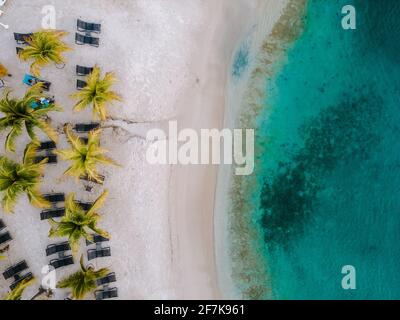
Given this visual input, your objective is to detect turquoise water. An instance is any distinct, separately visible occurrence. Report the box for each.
[250,0,400,299]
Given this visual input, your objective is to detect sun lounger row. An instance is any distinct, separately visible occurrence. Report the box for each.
[86,234,109,245]
[76,65,93,76]
[43,193,65,204]
[46,241,71,257]
[2,261,27,280]
[75,33,99,47]
[0,232,12,246]
[34,153,57,164]
[40,201,94,220]
[2,260,33,290]
[95,287,118,300]
[50,256,74,269]
[74,123,100,133]
[96,272,116,286]
[39,141,57,151]
[10,272,34,290]
[41,208,65,220]
[77,19,101,34]
[77,79,87,90]
[88,247,111,261]
[76,201,93,211]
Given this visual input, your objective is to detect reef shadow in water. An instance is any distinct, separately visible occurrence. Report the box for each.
[260,94,384,249]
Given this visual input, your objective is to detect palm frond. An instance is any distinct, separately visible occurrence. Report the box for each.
[18,30,71,77]
[56,126,119,181]
[71,66,122,120]
[57,255,110,300]
[3,277,36,300]
[0,86,60,151]
[48,192,109,256]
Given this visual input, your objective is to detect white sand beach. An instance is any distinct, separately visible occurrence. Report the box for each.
[0,0,287,299]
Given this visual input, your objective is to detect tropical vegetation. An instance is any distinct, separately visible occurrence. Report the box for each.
[0,143,50,213]
[55,125,119,183]
[71,65,122,120]
[18,30,71,77]
[57,255,109,300]
[3,277,36,300]
[48,190,109,254]
[0,83,60,152]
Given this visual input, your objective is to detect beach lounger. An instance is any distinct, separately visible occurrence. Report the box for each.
[34,154,57,164]
[76,201,93,211]
[13,33,33,45]
[43,193,65,204]
[50,256,74,269]
[76,79,87,90]
[75,33,99,47]
[10,272,33,290]
[95,287,118,300]
[46,242,71,256]
[23,74,51,91]
[87,247,111,261]
[0,232,12,246]
[77,19,101,34]
[3,261,28,280]
[76,65,93,76]
[38,141,57,151]
[0,219,5,232]
[86,234,109,246]
[74,123,100,133]
[40,208,65,220]
[96,272,117,287]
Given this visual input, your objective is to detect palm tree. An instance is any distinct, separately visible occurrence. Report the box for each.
[3,277,36,300]
[0,83,61,152]
[0,143,51,213]
[71,66,122,120]
[18,30,71,77]
[55,125,119,183]
[57,255,109,300]
[48,190,110,254]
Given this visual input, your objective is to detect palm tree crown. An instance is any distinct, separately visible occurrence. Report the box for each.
[0,83,60,152]
[56,125,119,183]
[48,190,109,254]
[71,66,122,120]
[57,255,109,300]
[18,30,71,77]
[3,277,36,300]
[0,143,50,213]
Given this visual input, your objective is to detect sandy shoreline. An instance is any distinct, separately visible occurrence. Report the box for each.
[0,0,287,299]
[169,0,262,299]
[215,0,305,299]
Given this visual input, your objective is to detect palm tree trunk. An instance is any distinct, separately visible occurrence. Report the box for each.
[30,287,46,300]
